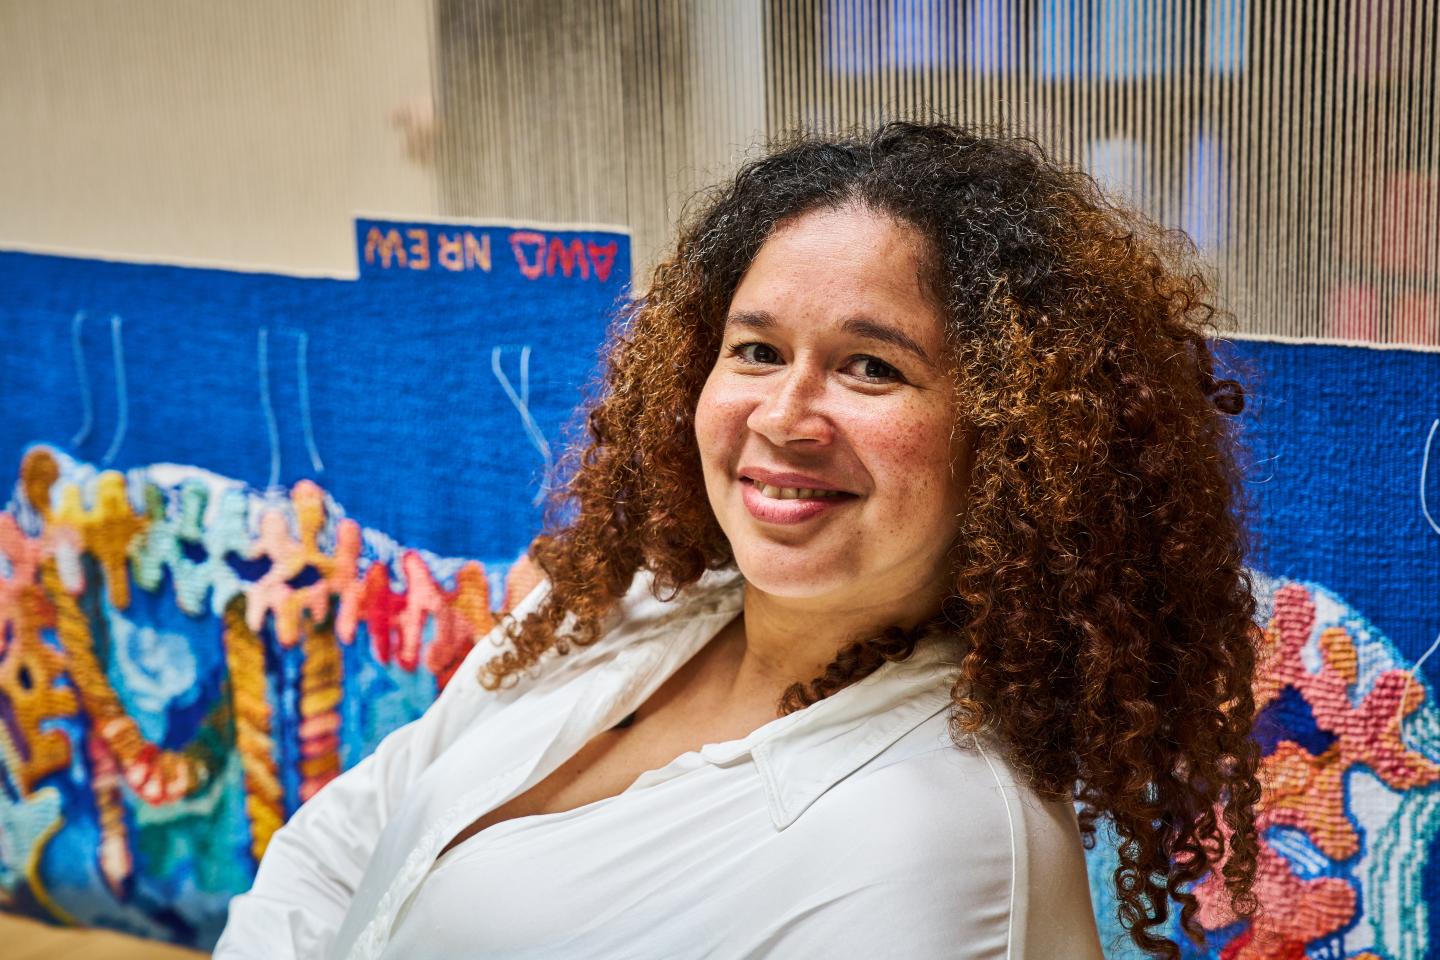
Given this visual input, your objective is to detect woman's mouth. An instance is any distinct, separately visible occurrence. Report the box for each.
[740,477,859,524]
[749,481,849,499]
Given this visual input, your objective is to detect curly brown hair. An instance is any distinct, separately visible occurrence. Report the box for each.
[477,119,1263,958]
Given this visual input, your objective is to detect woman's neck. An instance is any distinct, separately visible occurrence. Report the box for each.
[722,577,949,700]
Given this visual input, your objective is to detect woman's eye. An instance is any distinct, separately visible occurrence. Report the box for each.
[842,356,903,383]
[725,341,904,384]
[729,341,781,365]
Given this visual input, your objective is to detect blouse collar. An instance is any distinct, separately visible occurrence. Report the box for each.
[653,566,962,830]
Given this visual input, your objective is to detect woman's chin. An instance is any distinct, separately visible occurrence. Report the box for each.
[731,550,856,600]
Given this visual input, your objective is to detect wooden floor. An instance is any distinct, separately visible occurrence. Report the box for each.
[1,912,209,959]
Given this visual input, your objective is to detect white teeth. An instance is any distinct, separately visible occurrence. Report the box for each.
[753,482,846,500]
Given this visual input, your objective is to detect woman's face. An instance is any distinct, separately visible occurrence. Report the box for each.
[695,204,974,610]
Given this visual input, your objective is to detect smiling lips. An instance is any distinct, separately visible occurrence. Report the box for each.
[749,480,848,499]
[739,476,859,524]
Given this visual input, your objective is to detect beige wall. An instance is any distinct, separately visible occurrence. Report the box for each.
[0,0,771,285]
[0,0,438,276]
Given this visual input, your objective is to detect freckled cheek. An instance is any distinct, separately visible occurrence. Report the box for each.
[854,413,957,517]
[693,384,752,467]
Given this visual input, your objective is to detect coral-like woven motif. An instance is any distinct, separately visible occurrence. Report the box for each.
[1084,576,1440,959]
[0,446,536,945]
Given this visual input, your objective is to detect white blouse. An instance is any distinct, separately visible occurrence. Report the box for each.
[213,565,1104,960]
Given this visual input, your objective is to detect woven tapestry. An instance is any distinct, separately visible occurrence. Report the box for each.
[1083,339,1440,958]
[0,221,629,947]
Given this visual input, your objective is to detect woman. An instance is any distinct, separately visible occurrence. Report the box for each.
[215,121,1262,959]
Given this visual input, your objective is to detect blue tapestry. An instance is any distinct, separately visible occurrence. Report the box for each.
[0,219,629,946]
[2,228,1439,957]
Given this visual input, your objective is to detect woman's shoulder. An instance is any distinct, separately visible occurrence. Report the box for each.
[612,564,747,629]
[440,564,746,715]
[807,710,1078,853]
[794,709,1103,956]
[502,564,744,649]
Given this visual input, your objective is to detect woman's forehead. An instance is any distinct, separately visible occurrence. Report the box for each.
[730,209,944,353]
[760,203,928,264]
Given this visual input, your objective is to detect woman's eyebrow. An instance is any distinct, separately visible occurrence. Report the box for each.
[726,309,934,366]
[842,316,935,366]
[725,309,780,333]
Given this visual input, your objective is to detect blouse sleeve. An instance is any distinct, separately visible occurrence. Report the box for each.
[211,579,551,960]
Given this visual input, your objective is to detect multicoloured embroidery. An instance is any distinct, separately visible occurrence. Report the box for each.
[0,224,629,947]
[0,447,535,941]
[1084,575,1440,959]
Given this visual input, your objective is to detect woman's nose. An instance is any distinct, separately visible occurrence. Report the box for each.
[746,366,832,446]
